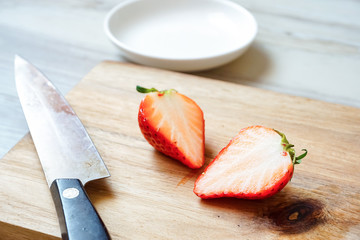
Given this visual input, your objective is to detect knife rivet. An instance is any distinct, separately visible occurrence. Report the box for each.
[62,188,79,199]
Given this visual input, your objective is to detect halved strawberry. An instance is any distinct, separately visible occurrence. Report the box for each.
[193,126,307,199]
[137,86,205,169]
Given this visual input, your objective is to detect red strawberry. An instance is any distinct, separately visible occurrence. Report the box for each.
[193,126,307,199]
[137,86,205,169]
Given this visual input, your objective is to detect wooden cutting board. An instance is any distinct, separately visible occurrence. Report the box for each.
[1,61,359,239]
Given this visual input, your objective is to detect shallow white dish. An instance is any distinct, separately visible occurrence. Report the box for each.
[104,0,257,72]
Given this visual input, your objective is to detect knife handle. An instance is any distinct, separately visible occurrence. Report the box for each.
[50,179,111,240]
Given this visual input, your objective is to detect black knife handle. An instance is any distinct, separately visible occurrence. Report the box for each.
[50,179,111,240]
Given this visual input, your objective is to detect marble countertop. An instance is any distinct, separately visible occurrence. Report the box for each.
[1,0,359,158]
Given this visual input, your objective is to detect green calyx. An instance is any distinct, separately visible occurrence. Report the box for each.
[136,85,177,95]
[274,129,307,166]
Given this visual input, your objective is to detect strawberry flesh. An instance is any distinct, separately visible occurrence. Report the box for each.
[194,126,298,199]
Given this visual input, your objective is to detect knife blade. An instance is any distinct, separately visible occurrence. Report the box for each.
[14,55,111,240]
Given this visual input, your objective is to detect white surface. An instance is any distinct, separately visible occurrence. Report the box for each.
[0,0,360,159]
[105,0,257,71]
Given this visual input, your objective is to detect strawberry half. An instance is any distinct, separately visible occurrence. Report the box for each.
[193,126,307,199]
[137,86,205,169]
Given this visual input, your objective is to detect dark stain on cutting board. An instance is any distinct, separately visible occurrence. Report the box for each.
[200,182,360,238]
[200,191,327,235]
[267,198,325,234]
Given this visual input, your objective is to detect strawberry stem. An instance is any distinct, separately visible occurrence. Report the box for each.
[136,86,158,93]
[294,149,307,164]
[274,129,307,166]
[136,85,177,95]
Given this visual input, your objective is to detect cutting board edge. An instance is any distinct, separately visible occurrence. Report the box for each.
[0,221,60,240]
[94,60,360,112]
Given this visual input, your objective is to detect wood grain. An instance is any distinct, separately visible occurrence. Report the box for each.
[0,61,359,239]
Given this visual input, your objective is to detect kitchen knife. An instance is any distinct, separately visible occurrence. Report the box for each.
[14,55,111,240]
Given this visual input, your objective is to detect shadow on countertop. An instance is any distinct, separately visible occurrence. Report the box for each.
[195,43,271,85]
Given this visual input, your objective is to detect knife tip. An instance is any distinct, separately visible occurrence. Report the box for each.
[14,54,26,64]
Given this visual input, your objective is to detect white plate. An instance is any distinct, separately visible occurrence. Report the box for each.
[104,0,257,72]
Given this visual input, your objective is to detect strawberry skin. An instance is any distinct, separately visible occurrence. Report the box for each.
[193,126,306,199]
[137,86,205,169]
